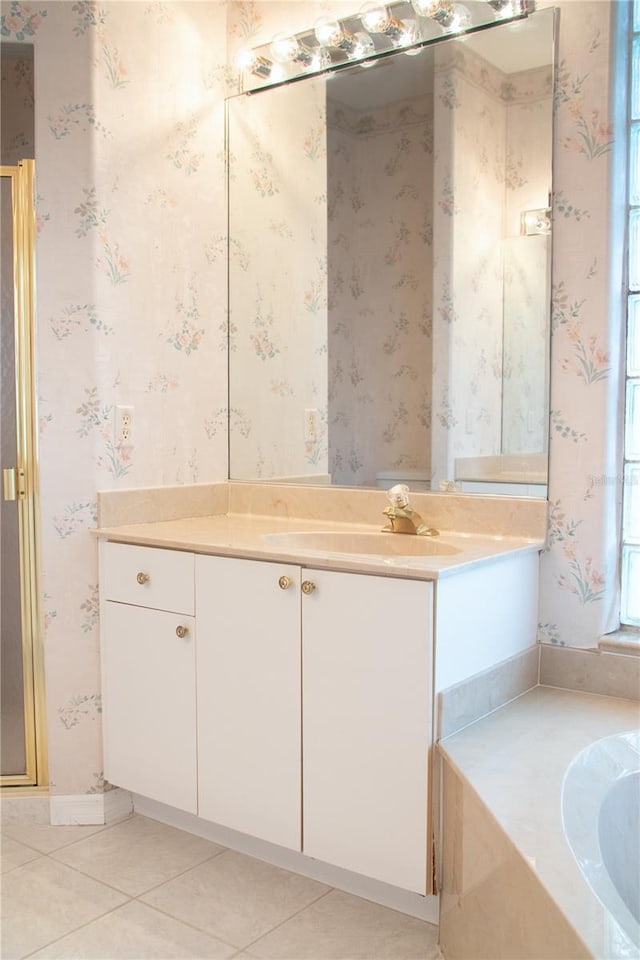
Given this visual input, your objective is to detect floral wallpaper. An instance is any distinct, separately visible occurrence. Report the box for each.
[227,78,329,481]
[430,42,507,487]
[539,0,621,647]
[430,44,552,487]
[326,93,433,487]
[1,0,228,795]
[0,0,626,800]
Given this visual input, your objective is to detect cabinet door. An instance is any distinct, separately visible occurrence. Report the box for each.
[101,601,197,813]
[302,569,433,894]
[196,555,301,850]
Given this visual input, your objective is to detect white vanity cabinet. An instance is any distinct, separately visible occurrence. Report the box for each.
[99,542,435,895]
[99,541,197,814]
[301,568,433,894]
[196,555,302,851]
[195,555,434,894]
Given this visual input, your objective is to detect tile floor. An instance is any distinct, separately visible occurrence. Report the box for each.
[1,813,441,960]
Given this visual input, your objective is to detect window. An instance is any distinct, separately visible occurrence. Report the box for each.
[621,0,640,627]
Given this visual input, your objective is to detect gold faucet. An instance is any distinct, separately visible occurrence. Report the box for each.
[382,484,439,537]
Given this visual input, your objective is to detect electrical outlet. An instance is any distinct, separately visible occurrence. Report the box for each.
[465,409,474,434]
[304,408,319,443]
[115,405,134,446]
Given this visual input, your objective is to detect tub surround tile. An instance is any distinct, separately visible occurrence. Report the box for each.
[97,482,229,528]
[439,687,640,959]
[439,760,590,960]
[247,888,440,959]
[0,856,128,959]
[141,849,331,949]
[437,645,540,739]
[540,643,640,701]
[51,815,224,897]
[27,900,236,960]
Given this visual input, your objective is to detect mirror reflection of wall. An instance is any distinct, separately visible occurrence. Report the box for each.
[1,43,35,164]
[228,9,554,497]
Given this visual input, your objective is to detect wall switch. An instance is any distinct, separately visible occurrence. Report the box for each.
[304,408,319,443]
[115,405,134,446]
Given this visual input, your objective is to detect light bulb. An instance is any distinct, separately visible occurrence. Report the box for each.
[270,33,299,63]
[236,48,272,78]
[351,30,375,59]
[393,18,419,46]
[488,0,515,16]
[270,32,314,66]
[411,0,455,27]
[449,4,472,31]
[310,47,332,71]
[360,2,391,33]
[314,16,344,47]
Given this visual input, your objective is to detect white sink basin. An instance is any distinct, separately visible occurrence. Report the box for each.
[263,531,462,557]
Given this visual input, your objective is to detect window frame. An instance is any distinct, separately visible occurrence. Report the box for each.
[621,0,640,628]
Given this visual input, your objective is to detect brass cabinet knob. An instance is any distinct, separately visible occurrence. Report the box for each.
[301,580,316,595]
[176,625,189,639]
[278,575,293,590]
[136,572,150,585]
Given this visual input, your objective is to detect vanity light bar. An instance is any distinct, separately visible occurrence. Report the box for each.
[236,0,533,92]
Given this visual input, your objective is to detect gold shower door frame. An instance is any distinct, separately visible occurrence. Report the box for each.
[1,160,47,789]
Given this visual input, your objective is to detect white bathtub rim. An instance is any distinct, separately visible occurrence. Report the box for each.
[561,729,640,956]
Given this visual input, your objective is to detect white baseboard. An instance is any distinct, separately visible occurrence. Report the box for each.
[50,788,132,825]
[132,794,439,925]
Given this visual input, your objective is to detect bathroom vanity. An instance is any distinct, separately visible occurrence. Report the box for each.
[96,484,545,903]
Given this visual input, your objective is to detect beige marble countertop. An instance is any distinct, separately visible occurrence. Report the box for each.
[440,686,640,959]
[94,512,543,581]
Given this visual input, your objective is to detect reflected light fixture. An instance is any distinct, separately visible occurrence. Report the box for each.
[237,48,272,79]
[314,16,360,56]
[488,0,521,17]
[410,0,455,26]
[314,17,376,62]
[360,3,419,46]
[521,207,551,236]
[270,32,314,66]
[410,0,471,31]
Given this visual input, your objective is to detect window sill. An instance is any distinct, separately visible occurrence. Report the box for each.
[598,629,640,657]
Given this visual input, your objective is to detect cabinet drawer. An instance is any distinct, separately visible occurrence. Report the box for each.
[100,541,194,615]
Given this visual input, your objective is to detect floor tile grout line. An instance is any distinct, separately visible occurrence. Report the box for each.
[40,845,227,900]
[0,855,45,877]
[18,898,137,960]
[129,896,243,953]
[35,849,150,899]
[234,886,337,956]
[0,814,127,856]
[131,845,229,897]
[133,883,337,956]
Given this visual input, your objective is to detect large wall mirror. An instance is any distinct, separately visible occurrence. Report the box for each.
[227,7,555,497]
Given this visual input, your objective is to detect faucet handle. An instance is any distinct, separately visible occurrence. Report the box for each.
[387,483,410,509]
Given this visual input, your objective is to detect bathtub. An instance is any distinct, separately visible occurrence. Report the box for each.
[562,730,640,955]
[439,687,640,960]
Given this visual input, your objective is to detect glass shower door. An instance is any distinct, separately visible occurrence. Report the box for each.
[1,161,43,786]
[1,170,28,778]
